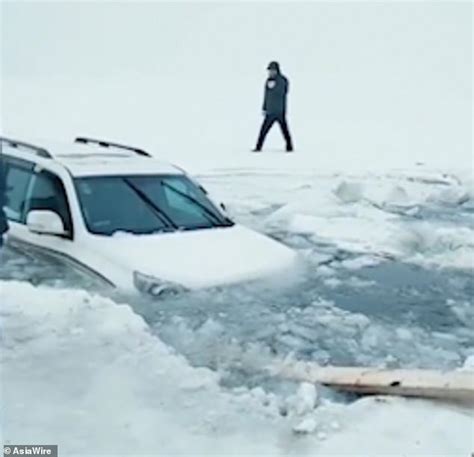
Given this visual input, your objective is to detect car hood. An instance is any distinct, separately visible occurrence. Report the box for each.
[90,225,297,289]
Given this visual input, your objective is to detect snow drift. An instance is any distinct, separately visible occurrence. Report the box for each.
[1,281,473,456]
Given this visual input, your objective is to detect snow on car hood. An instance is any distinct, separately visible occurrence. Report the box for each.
[90,225,297,289]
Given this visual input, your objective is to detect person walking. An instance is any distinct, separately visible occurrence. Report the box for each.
[253,61,294,152]
[0,158,9,249]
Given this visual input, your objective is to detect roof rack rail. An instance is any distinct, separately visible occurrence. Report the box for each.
[0,136,52,158]
[74,137,151,157]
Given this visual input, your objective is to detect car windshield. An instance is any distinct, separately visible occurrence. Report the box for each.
[74,174,233,236]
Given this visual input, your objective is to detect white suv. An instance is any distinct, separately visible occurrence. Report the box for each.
[1,137,297,295]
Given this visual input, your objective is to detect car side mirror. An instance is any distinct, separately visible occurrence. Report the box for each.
[26,210,66,236]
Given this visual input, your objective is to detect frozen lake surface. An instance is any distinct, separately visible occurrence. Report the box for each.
[1,164,473,455]
[2,1,472,453]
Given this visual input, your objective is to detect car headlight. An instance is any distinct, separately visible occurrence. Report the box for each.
[133,271,187,298]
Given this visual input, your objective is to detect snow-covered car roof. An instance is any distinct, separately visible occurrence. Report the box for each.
[1,138,183,177]
[57,152,182,177]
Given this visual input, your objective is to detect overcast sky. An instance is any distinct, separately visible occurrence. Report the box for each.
[1,1,472,166]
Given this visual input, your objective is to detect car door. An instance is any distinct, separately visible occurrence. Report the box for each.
[3,155,35,232]
[7,164,113,286]
[19,167,83,258]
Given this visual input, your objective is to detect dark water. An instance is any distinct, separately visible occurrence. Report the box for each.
[319,261,472,330]
[1,199,472,389]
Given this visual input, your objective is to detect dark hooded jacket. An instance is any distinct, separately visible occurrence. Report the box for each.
[0,158,9,236]
[263,63,289,115]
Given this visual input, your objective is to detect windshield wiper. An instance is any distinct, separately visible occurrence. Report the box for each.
[123,178,179,230]
[161,181,229,228]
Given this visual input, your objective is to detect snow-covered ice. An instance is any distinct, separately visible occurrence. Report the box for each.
[1,154,473,455]
[1,150,473,455]
[1,281,473,456]
[0,148,474,457]
[2,1,473,454]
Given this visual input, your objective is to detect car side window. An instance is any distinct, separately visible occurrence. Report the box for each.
[25,171,74,239]
[3,157,34,223]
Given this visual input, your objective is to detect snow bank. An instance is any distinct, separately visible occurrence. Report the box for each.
[0,282,289,455]
[207,167,474,271]
[316,396,474,456]
[1,281,473,456]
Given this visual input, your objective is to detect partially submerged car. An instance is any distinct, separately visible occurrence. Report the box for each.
[0,136,297,295]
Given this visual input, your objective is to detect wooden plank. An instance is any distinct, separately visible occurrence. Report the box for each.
[275,361,474,402]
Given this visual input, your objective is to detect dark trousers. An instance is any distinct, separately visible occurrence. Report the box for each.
[255,113,293,151]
